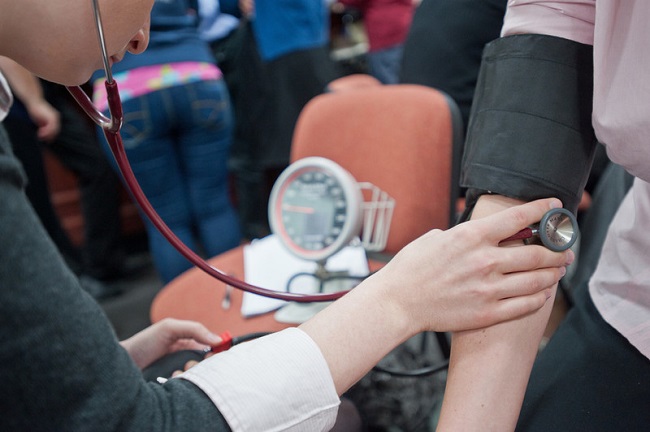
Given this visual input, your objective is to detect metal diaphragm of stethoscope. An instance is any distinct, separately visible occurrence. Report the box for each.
[66,0,578,303]
[501,208,579,251]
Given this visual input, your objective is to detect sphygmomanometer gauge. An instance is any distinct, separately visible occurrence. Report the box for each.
[269,157,363,262]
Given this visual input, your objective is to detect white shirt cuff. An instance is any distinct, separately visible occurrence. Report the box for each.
[180,327,340,431]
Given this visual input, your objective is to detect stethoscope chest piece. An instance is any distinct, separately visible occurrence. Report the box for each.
[501,207,579,252]
[537,208,579,252]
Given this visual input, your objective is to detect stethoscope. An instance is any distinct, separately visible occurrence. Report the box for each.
[500,207,578,251]
[66,0,579,304]
[67,0,342,303]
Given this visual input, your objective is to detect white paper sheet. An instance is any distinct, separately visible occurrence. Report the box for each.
[241,235,369,317]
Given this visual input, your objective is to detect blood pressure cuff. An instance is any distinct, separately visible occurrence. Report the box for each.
[460,34,597,217]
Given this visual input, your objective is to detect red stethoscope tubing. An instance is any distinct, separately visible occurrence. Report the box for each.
[71,0,561,304]
[501,227,536,243]
[66,84,348,303]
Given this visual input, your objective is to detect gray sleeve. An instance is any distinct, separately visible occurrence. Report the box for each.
[0,125,230,431]
[460,34,598,215]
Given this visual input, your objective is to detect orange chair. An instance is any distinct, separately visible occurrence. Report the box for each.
[291,84,462,255]
[150,84,463,339]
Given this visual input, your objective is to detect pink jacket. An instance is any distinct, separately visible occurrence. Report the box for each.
[504,0,650,357]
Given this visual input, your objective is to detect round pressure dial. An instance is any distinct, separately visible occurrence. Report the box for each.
[269,157,363,262]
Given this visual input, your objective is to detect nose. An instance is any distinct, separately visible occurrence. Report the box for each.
[127,23,150,55]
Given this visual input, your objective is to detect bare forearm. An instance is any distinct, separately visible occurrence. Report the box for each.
[437,194,556,431]
[301,197,570,397]
[438,293,555,431]
[299,274,412,395]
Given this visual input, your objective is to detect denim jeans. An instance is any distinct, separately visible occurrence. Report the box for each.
[99,79,241,282]
[367,44,405,85]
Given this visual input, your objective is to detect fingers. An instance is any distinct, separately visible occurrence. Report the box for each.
[171,359,201,378]
[159,318,221,347]
[494,266,566,300]
[185,360,200,369]
[485,288,554,326]
[479,198,563,242]
[37,122,59,142]
[472,269,563,327]
[497,244,574,275]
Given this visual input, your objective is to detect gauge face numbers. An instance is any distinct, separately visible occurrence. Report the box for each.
[269,158,362,262]
[281,170,346,251]
[539,208,578,252]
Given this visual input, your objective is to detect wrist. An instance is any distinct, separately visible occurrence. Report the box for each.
[361,270,417,337]
[472,194,526,220]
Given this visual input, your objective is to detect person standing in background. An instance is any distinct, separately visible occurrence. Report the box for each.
[399,0,506,130]
[93,0,241,283]
[217,0,342,240]
[334,0,416,84]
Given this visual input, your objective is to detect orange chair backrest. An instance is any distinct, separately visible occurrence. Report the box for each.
[290,84,462,255]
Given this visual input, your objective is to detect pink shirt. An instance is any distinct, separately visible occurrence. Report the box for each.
[504,0,650,357]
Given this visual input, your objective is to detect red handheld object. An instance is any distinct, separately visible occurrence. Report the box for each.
[501,227,536,243]
[206,331,234,354]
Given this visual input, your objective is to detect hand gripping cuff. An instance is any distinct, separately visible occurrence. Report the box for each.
[460,34,597,217]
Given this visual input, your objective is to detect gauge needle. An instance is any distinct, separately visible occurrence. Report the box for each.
[283,205,315,214]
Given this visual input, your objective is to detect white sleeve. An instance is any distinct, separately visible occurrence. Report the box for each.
[180,327,340,431]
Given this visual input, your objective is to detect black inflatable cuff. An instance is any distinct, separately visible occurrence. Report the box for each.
[460,34,597,216]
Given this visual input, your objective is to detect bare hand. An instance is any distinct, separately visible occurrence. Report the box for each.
[374,198,573,334]
[120,318,221,370]
[27,100,60,142]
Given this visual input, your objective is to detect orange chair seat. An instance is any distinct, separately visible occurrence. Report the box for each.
[150,247,292,335]
[150,246,387,336]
